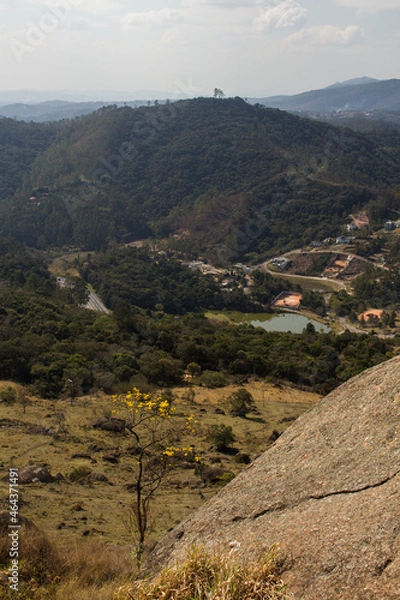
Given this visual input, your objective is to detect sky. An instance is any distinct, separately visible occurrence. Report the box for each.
[0,0,399,99]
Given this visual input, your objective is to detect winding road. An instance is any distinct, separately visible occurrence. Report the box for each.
[85,291,109,314]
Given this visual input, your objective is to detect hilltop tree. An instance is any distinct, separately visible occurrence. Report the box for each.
[213,88,225,99]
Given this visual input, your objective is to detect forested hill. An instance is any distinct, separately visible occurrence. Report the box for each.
[1,97,399,260]
[0,118,56,199]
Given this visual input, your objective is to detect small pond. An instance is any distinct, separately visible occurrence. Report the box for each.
[213,311,330,334]
[247,313,330,334]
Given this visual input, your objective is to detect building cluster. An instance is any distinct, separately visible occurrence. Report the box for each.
[384,220,400,231]
[336,235,356,245]
[269,257,292,271]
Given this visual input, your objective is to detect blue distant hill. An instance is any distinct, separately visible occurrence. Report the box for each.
[254,78,400,114]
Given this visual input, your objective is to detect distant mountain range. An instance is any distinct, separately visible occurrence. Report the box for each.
[1,78,399,123]
[0,88,172,105]
[254,78,400,114]
[325,76,379,89]
[0,99,150,123]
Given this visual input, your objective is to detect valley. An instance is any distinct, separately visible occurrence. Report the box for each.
[0,93,399,598]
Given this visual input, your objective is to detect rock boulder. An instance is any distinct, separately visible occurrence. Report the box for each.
[92,416,126,433]
[147,357,400,599]
[19,465,55,484]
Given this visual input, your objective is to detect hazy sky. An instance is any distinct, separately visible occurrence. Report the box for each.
[0,0,399,98]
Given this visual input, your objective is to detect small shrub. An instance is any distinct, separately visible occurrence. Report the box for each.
[209,424,235,452]
[234,452,251,464]
[197,371,228,389]
[181,388,197,405]
[186,362,202,378]
[18,391,32,414]
[227,388,254,418]
[199,466,233,485]
[0,387,16,405]
[217,471,236,485]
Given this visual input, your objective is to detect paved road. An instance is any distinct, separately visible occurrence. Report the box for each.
[258,261,346,291]
[85,291,109,314]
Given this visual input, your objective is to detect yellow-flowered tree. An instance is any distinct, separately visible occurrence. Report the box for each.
[112,388,196,565]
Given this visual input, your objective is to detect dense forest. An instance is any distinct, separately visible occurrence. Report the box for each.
[0,238,397,399]
[0,98,399,260]
[79,246,255,314]
[0,118,56,199]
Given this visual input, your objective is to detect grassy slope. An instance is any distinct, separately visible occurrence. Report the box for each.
[0,381,317,550]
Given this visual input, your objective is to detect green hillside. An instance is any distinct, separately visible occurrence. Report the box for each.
[1,98,399,259]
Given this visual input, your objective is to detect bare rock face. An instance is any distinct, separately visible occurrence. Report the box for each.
[19,465,55,484]
[147,357,400,599]
[92,416,126,433]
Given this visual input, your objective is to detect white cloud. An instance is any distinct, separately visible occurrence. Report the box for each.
[79,0,120,14]
[253,0,307,32]
[334,0,400,9]
[25,0,122,16]
[288,24,363,45]
[182,0,258,6]
[67,16,92,31]
[121,9,184,30]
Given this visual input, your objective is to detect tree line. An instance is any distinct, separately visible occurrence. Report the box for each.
[0,238,397,399]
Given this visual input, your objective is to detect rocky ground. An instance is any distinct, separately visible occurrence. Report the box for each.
[147,357,400,600]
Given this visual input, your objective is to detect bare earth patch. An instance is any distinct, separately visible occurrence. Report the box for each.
[357,309,383,321]
[350,211,370,229]
[272,292,303,309]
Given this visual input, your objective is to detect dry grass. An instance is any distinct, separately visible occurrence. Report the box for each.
[62,539,133,587]
[0,525,134,599]
[48,252,91,278]
[0,381,309,599]
[118,546,291,600]
[0,524,291,600]
[0,382,317,550]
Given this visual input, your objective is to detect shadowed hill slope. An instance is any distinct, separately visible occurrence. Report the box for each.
[2,97,400,256]
[147,356,400,599]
